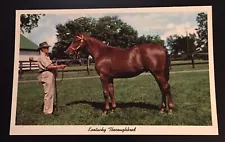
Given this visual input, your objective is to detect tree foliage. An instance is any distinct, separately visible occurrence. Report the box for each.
[52,16,165,59]
[20,14,45,34]
[136,35,164,46]
[52,17,96,59]
[94,16,139,48]
[166,12,208,57]
[166,33,197,57]
[195,12,208,52]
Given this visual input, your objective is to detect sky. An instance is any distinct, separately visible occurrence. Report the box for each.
[22,9,206,51]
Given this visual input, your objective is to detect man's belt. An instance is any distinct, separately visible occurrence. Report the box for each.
[39,70,49,73]
[39,69,56,74]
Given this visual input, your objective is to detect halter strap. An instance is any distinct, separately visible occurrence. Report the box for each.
[76,35,83,40]
[68,45,76,50]
[68,35,84,51]
[74,35,84,50]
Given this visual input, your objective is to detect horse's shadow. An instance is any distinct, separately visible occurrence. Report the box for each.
[64,100,159,111]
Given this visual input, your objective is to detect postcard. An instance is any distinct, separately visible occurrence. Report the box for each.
[10,6,218,135]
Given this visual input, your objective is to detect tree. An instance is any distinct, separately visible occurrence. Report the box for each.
[136,35,150,45]
[52,16,165,59]
[52,16,139,58]
[95,16,138,48]
[150,35,165,46]
[166,33,198,58]
[53,17,97,59]
[166,34,180,55]
[20,14,45,33]
[195,12,208,52]
[136,35,165,46]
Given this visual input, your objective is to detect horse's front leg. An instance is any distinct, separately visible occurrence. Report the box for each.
[100,75,110,115]
[109,78,116,113]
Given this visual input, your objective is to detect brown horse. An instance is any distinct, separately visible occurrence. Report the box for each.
[65,33,174,114]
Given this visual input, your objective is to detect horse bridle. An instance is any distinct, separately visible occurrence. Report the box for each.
[68,35,84,53]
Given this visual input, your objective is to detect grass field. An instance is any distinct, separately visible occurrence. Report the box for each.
[15,65,212,125]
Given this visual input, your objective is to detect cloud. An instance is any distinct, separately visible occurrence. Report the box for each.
[118,12,199,38]
[23,13,109,46]
[22,11,201,49]
[119,13,168,36]
[161,23,197,41]
[43,34,57,52]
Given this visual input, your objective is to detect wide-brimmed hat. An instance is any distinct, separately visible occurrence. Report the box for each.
[38,41,51,50]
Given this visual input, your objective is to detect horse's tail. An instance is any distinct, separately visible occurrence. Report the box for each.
[164,48,170,81]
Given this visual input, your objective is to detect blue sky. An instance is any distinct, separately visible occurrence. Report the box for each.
[22,10,206,50]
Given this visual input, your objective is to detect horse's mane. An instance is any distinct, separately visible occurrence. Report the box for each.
[86,35,118,48]
[80,33,121,49]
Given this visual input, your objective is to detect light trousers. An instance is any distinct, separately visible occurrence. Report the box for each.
[38,71,55,114]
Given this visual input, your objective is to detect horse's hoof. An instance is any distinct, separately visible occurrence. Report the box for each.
[168,109,173,115]
[111,107,116,113]
[159,109,165,114]
[111,109,115,113]
[102,112,107,116]
[102,110,108,115]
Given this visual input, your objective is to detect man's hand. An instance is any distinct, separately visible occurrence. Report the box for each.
[47,64,67,70]
[59,64,67,69]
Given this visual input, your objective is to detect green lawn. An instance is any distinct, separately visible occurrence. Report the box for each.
[16,71,212,125]
[170,64,208,71]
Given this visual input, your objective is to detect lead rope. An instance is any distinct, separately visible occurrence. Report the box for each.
[54,71,58,112]
[55,68,64,112]
[60,68,64,82]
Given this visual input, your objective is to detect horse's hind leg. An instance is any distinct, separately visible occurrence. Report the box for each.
[152,72,167,113]
[152,71,174,113]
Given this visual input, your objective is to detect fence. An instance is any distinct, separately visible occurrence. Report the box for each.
[18,58,94,78]
[18,54,209,78]
[169,53,208,69]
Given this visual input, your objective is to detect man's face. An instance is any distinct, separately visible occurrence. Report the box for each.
[41,47,49,54]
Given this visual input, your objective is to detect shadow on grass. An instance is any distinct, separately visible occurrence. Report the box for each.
[65,100,159,111]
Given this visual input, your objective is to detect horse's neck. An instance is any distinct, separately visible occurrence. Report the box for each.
[86,38,105,60]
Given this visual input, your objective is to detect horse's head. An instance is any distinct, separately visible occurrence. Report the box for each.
[64,33,87,56]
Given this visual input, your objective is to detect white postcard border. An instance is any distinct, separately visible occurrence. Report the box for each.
[10,6,218,135]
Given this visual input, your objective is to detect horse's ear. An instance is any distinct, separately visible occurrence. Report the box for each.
[75,32,79,36]
[79,33,83,37]
[77,32,84,38]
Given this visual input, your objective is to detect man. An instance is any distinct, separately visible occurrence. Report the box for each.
[37,41,66,115]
